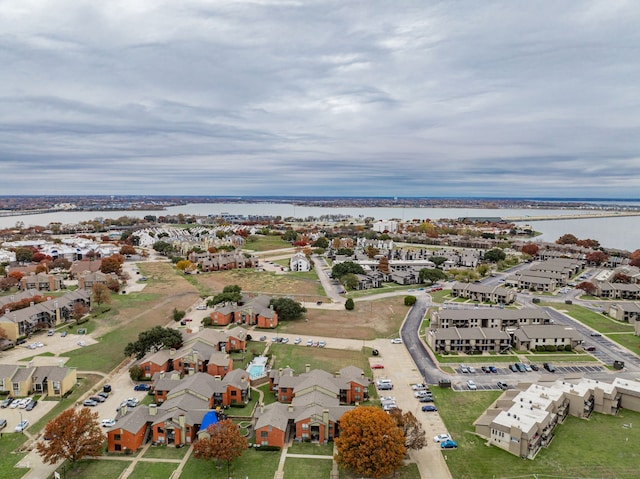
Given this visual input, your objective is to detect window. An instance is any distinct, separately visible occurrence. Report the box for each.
[302,424,309,430]
[261,431,268,438]
[114,444,121,451]
[114,434,121,441]
[355,387,360,392]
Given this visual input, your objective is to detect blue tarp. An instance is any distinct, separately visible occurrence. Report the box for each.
[201,411,219,430]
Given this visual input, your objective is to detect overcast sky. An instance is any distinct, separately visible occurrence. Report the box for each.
[1,1,639,198]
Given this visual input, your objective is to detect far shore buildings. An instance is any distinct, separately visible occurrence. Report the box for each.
[0,363,77,398]
[474,377,640,459]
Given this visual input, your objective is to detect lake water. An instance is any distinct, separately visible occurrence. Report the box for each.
[1,202,638,252]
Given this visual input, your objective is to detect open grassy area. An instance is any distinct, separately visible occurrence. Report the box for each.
[541,302,634,333]
[279,297,409,341]
[431,387,640,479]
[288,442,334,456]
[268,343,368,375]
[284,457,334,479]
[435,353,520,364]
[0,433,28,479]
[129,460,178,479]
[604,332,640,356]
[179,447,280,478]
[62,458,130,479]
[428,289,452,303]
[338,462,420,479]
[244,235,292,251]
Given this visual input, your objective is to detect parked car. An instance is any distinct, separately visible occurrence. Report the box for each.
[259,336,267,341]
[196,305,207,310]
[1,397,13,408]
[411,383,428,391]
[459,364,469,374]
[419,396,434,403]
[294,337,301,344]
[509,364,518,373]
[83,399,98,407]
[467,366,477,374]
[590,332,602,337]
[530,364,539,371]
[134,383,151,391]
[103,384,112,393]
[481,366,490,373]
[497,381,508,390]
[306,339,313,346]
[584,345,597,352]
[515,363,527,372]
[391,338,403,344]
[101,419,117,428]
[371,364,385,369]
[440,439,458,449]
[543,362,556,373]
[524,364,533,372]
[14,419,29,432]
[26,399,38,411]
[0,418,7,430]
[61,331,68,337]
[434,433,451,443]
[19,398,32,409]
[422,405,438,412]
[47,329,55,336]
[371,348,379,356]
[415,391,431,398]
[90,395,106,403]
[488,365,498,373]
[467,380,477,390]
[98,391,110,399]
[318,341,326,348]
[280,337,289,344]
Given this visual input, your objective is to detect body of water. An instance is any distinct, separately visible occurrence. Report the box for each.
[1,202,638,252]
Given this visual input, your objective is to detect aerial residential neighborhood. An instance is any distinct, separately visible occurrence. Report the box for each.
[1,211,640,479]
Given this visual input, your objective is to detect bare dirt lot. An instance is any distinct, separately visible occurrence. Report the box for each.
[195,269,324,299]
[278,297,410,340]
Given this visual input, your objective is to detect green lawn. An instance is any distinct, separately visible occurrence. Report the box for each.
[143,444,190,459]
[431,387,640,479]
[268,343,369,374]
[287,442,334,456]
[338,463,420,478]
[604,332,640,356]
[61,458,130,479]
[128,460,178,479]
[428,289,452,303]
[434,354,520,364]
[0,433,28,479]
[256,382,278,405]
[541,303,634,333]
[244,235,292,252]
[284,457,334,479]
[179,447,280,478]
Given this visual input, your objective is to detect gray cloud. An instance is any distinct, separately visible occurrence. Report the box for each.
[1,1,639,197]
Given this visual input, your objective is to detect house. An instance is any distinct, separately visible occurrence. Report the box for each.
[607,302,640,323]
[512,325,582,351]
[450,282,516,304]
[594,282,640,300]
[3,365,76,398]
[188,251,258,272]
[77,271,117,290]
[0,290,90,341]
[209,296,278,329]
[256,365,367,447]
[289,252,311,272]
[430,308,552,330]
[474,377,640,459]
[69,260,103,279]
[426,327,512,354]
[19,272,63,291]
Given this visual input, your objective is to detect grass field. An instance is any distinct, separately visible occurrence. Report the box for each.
[128,461,177,479]
[179,447,280,478]
[284,457,334,479]
[541,302,634,333]
[60,458,130,479]
[244,235,292,252]
[431,387,640,479]
[268,343,369,374]
[338,463,420,479]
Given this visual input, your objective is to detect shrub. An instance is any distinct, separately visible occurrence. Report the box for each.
[345,298,355,310]
[545,345,557,352]
[255,445,281,452]
[404,295,417,306]
[129,365,143,381]
[564,344,572,351]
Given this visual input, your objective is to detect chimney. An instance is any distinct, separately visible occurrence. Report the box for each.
[260,403,265,414]
[305,364,310,374]
[179,414,185,427]
[323,409,329,426]
[149,404,157,416]
[169,348,176,357]
[278,368,283,377]
[30,302,34,308]
[288,405,294,413]
[121,404,128,416]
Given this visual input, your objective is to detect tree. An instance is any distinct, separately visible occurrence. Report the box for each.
[476,264,490,277]
[388,409,427,450]
[335,406,406,478]
[378,257,390,274]
[8,270,24,281]
[586,251,608,265]
[172,308,186,322]
[119,244,136,256]
[209,285,243,306]
[312,237,329,249]
[106,276,121,292]
[341,273,358,291]
[100,255,124,275]
[50,257,72,270]
[336,247,354,256]
[332,261,364,279]
[269,297,306,321]
[419,268,447,284]
[404,295,417,306]
[483,248,506,262]
[282,229,298,242]
[72,303,89,321]
[0,277,19,291]
[556,234,578,245]
[153,240,175,255]
[124,326,184,360]
[345,298,355,310]
[36,408,103,467]
[15,247,34,263]
[92,283,111,305]
[176,259,193,272]
[430,256,447,268]
[193,419,248,478]
[129,364,143,381]
[365,245,379,259]
[577,281,596,295]
[521,243,539,256]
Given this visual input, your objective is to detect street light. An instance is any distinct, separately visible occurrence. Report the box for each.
[19,411,23,434]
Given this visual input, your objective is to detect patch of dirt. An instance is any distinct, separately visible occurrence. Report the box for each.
[279,298,410,340]
[195,270,322,298]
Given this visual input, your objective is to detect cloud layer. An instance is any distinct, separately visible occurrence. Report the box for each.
[1,1,639,197]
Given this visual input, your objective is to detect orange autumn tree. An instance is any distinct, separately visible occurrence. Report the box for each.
[36,408,103,468]
[193,419,248,478]
[335,406,406,478]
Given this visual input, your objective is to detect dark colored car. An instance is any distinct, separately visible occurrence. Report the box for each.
[1,397,13,408]
[98,391,110,399]
[134,383,151,391]
[515,363,527,372]
[103,384,112,393]
[422,405,438,412]
[481,366,490,373]
[489,365,498,373]
[543,363,556,373]
[509,364,518,373]
[497,381,508,390]
[26,399,38,411]
[419,396,434,403]
[530,364,539,371]
[441,439,458,449]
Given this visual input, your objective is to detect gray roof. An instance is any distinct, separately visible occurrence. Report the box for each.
[438,308,551,321]
[514,325,582,340]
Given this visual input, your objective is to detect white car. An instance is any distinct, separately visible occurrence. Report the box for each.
[391,338,403,344]
[434,433,451,443]
[467,380,478,390]
[467,366,476,374]
[411,383,428,391]
[196,305,207,310]
[306,339,313,346]
[294,338,301,344]
[15,419,29,432]
[101,419,117,428]
[414,391,432,398]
